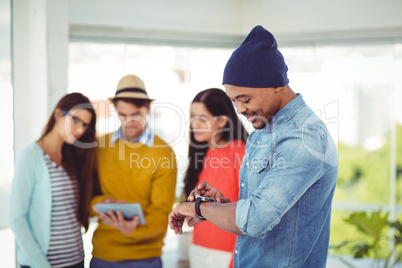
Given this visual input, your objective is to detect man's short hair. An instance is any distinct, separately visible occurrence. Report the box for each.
[112,98,151,108]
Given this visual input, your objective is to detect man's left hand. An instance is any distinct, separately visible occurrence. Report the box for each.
[100,210,140,235]
[168,202,203,235]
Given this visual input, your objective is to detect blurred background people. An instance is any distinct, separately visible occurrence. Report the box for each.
[90,74,177,268]
[183,88,248,268]
[10,92,100,268]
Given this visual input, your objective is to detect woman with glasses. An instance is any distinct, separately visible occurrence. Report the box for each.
[183,88,248,268]
[10,92,101,268]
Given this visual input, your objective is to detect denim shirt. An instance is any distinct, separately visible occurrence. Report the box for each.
[235,94,338,268]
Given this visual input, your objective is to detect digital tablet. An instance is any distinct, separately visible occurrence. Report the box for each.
[96,203,146,224]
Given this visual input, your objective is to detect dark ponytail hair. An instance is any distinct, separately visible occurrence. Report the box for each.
[183,88,248,199]
[40,92,101,231]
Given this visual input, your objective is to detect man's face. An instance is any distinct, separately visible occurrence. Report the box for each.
[114,100,150,140]
[224,84,282,129]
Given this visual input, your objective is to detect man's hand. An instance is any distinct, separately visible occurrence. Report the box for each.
[168,202,203,235]
[100,210,140,235]
[188,181,231,203]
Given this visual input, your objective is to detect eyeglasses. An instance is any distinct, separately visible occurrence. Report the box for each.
[62,110,90,130]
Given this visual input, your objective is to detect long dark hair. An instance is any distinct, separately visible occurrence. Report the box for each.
[40,92,101,231]
[183,88,248,198]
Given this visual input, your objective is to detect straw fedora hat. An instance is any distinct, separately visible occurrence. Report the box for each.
[108,74,154,102]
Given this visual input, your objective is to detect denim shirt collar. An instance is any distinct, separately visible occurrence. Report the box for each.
[264,93,305,132]
[111,123,154,147]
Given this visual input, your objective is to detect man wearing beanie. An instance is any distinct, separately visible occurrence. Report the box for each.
[169,25,338,267]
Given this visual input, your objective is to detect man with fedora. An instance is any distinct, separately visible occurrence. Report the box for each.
[90,74,177,268]
[169,25,338,267]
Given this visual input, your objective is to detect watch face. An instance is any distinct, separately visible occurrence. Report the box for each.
[199,196,215,202]
[197,215,206,220]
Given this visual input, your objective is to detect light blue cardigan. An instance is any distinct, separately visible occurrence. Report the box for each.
[9,142,52,268]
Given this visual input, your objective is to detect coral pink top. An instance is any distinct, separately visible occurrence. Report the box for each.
[192,140,246,264]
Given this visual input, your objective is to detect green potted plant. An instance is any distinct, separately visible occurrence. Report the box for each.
[330,211,402,268]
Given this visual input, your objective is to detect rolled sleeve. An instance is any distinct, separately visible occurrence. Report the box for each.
[236,179,297,238]
[236,199,251,236]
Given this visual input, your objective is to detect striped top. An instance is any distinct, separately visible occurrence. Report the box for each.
[44,153,84,267]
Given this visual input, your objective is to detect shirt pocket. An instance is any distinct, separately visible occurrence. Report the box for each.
[249,155,271,174]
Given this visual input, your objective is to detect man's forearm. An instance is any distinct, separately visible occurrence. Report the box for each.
[199,201,244,236]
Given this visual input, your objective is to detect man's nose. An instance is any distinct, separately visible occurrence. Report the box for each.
[125,116,140,126]
[235,101,246,114]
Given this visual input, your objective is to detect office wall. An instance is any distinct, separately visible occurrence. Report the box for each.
[13,0,69,155]
[69,0,402,45]
[69,0,242,34]
[241,0,402,34]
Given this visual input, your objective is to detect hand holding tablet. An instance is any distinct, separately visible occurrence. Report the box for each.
[96,203,146,224]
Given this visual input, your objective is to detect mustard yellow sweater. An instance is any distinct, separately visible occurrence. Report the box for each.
[91,133,177,261]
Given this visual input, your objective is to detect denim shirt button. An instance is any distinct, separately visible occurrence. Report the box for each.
[241,183,244,187]
[257,140,260,144]
[235,250,238,254]
[246,162,249,166]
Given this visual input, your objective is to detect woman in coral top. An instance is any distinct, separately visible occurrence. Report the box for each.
[183,88,248,268]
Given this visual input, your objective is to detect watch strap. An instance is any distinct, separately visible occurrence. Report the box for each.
[195,197,206,220]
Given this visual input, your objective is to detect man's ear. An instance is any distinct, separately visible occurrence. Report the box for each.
[217,115,228,128]
[144,102,151,114]
[274,86,285,93]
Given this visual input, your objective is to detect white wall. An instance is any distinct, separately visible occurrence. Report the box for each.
[68,0,245,47]
[69,0,242,34]
[69,0,402,45]
[13,0,49,154]
[241,0,402,34]
[13,0,69,155]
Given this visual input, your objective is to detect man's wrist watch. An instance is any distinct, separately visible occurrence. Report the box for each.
[195,196,215,221]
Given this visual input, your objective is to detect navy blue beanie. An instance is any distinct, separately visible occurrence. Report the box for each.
[223,25,289,88]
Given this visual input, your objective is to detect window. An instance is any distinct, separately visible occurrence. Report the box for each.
[281,44,402,260]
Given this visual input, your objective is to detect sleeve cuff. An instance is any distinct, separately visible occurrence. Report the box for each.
[236,199,251,236]
[236,198,279,239]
